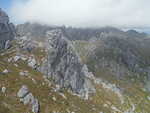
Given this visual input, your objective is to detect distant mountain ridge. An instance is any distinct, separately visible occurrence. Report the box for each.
[16,23,148,43]
[16,22,150,90]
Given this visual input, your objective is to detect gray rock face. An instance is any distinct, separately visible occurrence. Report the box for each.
[17,85,40,113]
[13,55,21,62]
[2,69,9,74]
[1,87,6,93]
[20,93,34,105]
[17,85,29,98]
[0,8,15,50]
[31,98,39,113]
[19,71,29,76]
[0,9,8,24]
[40,29,95,97]
[28,57,37,69]
[4,40,10,49]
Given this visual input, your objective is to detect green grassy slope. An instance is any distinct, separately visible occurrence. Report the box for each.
[0,40,150,113]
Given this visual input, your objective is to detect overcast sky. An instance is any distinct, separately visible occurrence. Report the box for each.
[9,0,150,28]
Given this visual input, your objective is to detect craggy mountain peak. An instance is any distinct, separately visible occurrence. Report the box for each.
[40,29,95,97]
[0,8,15,50]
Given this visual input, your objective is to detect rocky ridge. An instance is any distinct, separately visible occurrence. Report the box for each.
[13,28,95,98]
[0,8,15,50]
[17,85,40,113]
[39,29,95,98]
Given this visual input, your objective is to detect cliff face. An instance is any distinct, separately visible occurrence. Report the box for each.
[40,29,95,97]
[0,8,15,50]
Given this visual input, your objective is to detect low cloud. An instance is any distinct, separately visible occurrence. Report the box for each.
[10,0,150,27]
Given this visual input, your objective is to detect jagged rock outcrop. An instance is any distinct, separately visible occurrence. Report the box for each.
[17,85,29,98]
[17,85,40,113]
[0,8,15,50]
[39,29,95,97]
[1,86,6,93]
